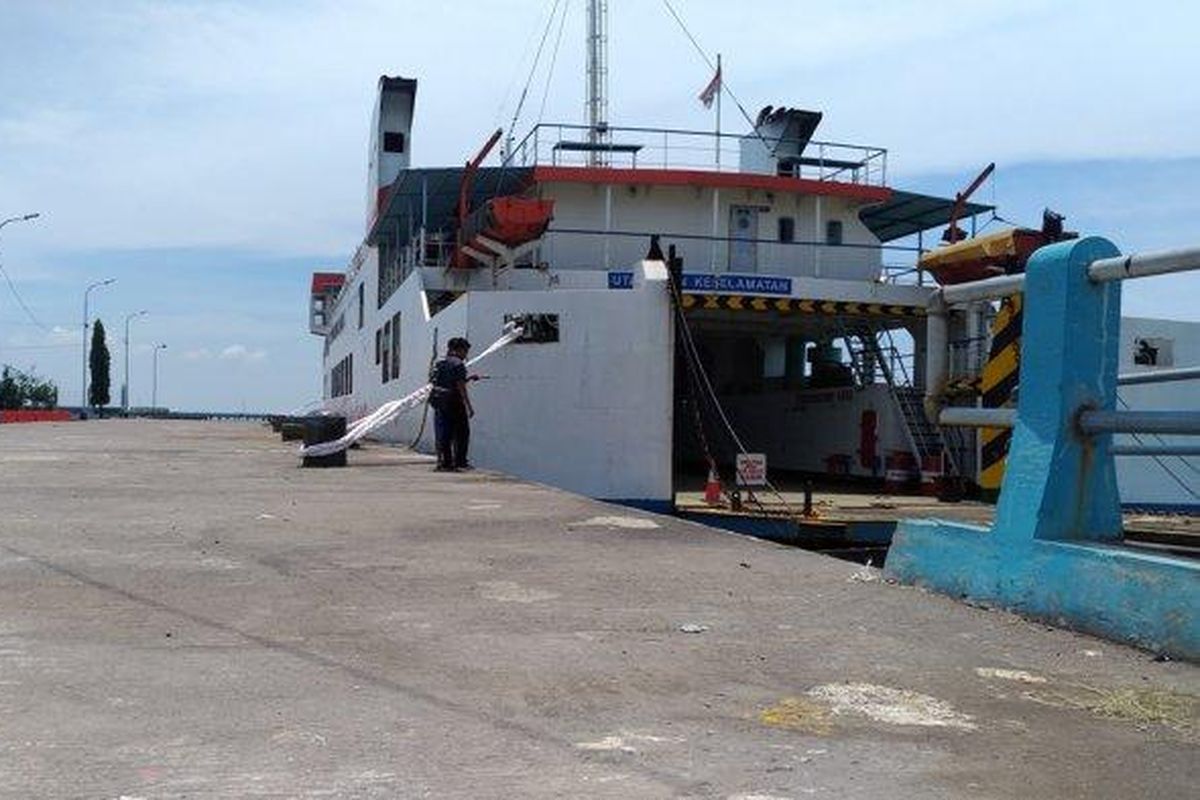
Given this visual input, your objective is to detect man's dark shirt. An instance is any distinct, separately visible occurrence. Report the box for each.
[431,356,467,409]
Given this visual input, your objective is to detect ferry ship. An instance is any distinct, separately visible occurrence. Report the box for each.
[308,2,1198,513]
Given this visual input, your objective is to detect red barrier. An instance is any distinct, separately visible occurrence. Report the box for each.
[1,409,73,424]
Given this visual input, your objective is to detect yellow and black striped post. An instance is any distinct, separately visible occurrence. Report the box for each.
[978,294,1023,499]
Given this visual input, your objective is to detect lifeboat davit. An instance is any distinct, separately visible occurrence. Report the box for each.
[450,127,555,268]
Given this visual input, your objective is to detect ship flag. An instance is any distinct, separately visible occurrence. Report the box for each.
[698,64,722,109]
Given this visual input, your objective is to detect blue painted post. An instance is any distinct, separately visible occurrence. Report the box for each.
[886,237,1200,659]
[991,237,1123,542]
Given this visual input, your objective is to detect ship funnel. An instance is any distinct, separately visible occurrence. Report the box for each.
[366,76,417,228]
[740,107,823,176]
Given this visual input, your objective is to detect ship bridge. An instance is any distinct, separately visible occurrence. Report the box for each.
[364,121,988,290]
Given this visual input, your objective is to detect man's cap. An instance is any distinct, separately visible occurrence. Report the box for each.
[448,337,471,351]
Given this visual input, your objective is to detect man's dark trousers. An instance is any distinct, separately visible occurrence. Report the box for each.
[446,403,470,468]
[434,406,453,468]
[435,403,470,468]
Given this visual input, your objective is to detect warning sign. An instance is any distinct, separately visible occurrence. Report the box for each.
[736,453,768,487]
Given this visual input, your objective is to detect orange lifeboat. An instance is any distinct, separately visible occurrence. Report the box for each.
[450,128,555,268]
[460,195,554,250]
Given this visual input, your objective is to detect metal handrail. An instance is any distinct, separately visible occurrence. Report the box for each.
[504,121,888,185]
[1089,246,1200,283]
[1117,366,1200,386]
[924,243,1200,426]
[543,225,921,254]
[1079,410,1200,436]
[1111,444,1200,457]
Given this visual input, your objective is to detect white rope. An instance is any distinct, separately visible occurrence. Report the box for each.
[300,326,525,458]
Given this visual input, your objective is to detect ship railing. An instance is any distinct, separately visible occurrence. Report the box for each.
[504,123,888,187]
[533,226,919,277]
[928,244,1200,443]
[881,262,924,285]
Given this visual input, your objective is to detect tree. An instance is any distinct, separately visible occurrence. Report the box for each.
[0,367,19,409]
[89,319,111,409]
[25,372,57,408]
[0,365,58,409]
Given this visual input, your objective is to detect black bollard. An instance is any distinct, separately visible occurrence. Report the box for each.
[301,415,347,468]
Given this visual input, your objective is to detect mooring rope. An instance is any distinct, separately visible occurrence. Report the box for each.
[300,325,524,458]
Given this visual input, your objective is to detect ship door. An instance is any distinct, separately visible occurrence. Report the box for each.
[729,205,759,272]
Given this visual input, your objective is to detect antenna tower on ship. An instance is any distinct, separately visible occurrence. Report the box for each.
[585,0,609,165]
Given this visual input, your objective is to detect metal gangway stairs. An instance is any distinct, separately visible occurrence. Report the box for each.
[839,319,961,477]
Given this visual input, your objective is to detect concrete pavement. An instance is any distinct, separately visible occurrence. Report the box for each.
[0,420,1196,798]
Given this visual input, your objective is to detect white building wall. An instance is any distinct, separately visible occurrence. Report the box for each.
[321,258,675,505]
[721,385,909,476]
[461,273,674,503]
[537,181,881,280]
[322,247,380,423]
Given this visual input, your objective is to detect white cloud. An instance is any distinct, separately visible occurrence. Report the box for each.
[0,1,1196,259]
[218,344,267,362]
[0,1,1196,410]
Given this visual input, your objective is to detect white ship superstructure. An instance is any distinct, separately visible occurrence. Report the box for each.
[308,3,1197,513]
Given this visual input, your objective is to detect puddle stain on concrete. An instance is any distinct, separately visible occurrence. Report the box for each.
[1024,684,1198,735]
[569,516,661,530]
[476,580,558,604]
[975,667,1048,684]
[574,732,683,753]
[806,683,977,731]
[758,697,834,735]
[973,665,1196,736]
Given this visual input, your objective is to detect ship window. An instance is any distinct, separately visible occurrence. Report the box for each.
[778,216,795,243]
[504,313,560,343]
[1133,337,1173,367]
[391,311,401,379]
[375,329,382,365]
[381,320,391,383]
[383,131,406,154]
[357,284,365,329]
[330,352,355,398]
[825,220,844,246]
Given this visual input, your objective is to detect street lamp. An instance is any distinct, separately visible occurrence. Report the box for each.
[82,278,116,410]
[0,212,40,232]
[0,213,41,371]
[152,344,167,410]
[123,310,148,413]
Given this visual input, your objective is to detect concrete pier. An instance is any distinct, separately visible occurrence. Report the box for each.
[1,420,1196,798]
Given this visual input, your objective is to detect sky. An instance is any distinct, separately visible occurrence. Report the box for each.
[0,0,1197,411]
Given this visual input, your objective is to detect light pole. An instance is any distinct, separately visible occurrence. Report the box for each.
[0,213,40,374]
[0,213,39,233]
[123,310,148,413]
[152,344,167,410]
[82,278,116,409]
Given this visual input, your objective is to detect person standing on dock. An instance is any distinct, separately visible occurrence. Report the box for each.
[430,337,475,471]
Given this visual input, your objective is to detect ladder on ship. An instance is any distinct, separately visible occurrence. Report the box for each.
[838,320,962,477]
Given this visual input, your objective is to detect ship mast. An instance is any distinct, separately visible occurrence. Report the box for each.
[585,0,609,165]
